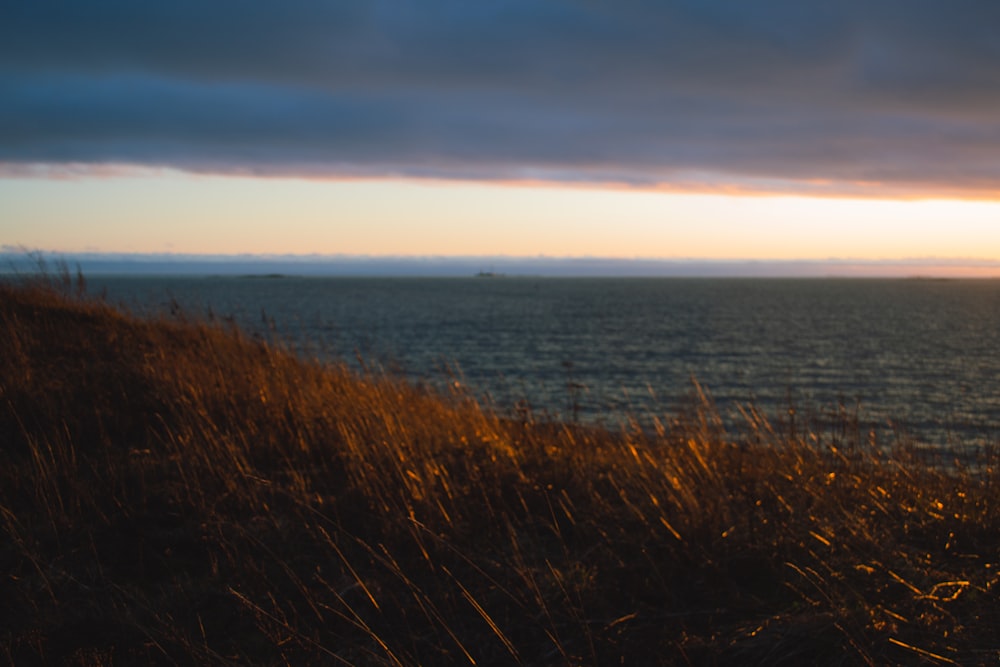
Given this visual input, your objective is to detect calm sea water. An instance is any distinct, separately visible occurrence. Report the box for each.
[88,276,1000,448]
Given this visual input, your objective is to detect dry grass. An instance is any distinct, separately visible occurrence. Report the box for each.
[1,272,999,665]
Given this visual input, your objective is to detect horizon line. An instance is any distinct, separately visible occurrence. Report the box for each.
[3,250,1000,279]
[6,248,1000,265]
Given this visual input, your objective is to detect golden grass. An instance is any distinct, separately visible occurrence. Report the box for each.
[1,272,998,665]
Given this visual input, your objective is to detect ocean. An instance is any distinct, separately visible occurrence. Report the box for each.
[88,275,1000,449]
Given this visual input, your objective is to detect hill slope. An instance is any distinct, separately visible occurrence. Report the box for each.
[1,276,998,665]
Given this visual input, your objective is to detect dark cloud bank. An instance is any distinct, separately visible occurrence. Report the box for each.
[3,1,1000,195]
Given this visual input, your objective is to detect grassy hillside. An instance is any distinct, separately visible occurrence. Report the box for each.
[1,274,998,665]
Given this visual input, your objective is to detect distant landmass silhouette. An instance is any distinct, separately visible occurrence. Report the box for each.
[2,251,997,278]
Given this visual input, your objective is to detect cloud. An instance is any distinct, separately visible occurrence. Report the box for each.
[3,1,1000,196]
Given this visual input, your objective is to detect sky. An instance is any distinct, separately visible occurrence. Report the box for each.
[2,1,1000,274]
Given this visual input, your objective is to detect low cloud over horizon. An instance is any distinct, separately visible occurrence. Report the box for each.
[5,249,1000,279]
[4,1,1000,197]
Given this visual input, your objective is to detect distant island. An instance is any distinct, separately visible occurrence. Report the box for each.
[5,251,999,278]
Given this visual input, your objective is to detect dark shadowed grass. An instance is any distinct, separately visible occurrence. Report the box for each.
[1,272,998,665]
